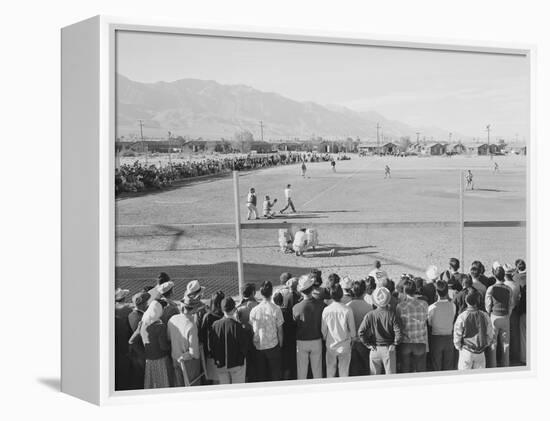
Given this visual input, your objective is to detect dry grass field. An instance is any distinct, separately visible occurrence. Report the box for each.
[115,154,526,298]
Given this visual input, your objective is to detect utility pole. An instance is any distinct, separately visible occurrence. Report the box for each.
[138,119,147,165]
[376,123,381,155]
[416,132,420,144]
[167,131,172,166]
[486,124,491,156]
[259,120,264,142]
[449,132,453,144]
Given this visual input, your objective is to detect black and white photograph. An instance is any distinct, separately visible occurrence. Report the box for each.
[113,29,529,391]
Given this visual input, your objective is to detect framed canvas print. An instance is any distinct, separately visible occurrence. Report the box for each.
[61,16,535,405]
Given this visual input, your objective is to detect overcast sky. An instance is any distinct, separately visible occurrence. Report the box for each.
[117,31,529,140]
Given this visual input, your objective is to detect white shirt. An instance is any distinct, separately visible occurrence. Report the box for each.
[284,188,291,199]
[321,302,356,353]
[293,231,307,247]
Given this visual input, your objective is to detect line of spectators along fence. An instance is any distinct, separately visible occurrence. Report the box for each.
[114,257,527,390]
[115,152,344,195]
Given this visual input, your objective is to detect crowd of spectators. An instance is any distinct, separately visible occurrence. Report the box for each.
[115,153,310,195]
[114,256,527,390]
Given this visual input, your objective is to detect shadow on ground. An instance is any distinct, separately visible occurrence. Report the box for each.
[37,377,60,392]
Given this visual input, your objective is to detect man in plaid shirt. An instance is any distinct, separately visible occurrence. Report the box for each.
[396,279,429,373]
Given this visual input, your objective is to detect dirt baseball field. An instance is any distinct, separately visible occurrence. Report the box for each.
[115,154,527,298]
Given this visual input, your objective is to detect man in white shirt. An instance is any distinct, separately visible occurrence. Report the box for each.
[246,187,259,220]
[279,184,297,214]
[322,284,356,377]
[292,228,308,256]
[428,281,457,371]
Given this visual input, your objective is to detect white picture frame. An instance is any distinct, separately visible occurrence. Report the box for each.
[61,15,536,405]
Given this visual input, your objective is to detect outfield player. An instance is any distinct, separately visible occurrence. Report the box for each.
[301,161,307,178]
[384,165,391,179]
[280,184,297,214]
[466,170,474,190]
[246,187,259,220]
[331,159,336,172]
[494,162,499,173]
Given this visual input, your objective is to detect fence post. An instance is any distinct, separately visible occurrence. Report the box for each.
[233,170,244,296]
[459,170,465,268]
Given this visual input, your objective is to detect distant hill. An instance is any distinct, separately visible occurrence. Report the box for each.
[116,74,463,141]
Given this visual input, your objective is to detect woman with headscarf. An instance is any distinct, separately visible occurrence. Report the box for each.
[136,300,172,389]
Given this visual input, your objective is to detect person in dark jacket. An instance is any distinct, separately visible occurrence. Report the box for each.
[273,275,301,380]
[453,290,494,370]
[514,259,527,364]
[453,275,482,318]
[439,258,464,299]
[358,287,402,375]
[485,265,513,368]
[209,297,249,384]
[200,291,225,384]
[127,291,150,390]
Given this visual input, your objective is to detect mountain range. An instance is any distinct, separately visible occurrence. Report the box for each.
[116,74,463,142]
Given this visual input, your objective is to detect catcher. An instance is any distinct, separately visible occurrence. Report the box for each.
[262,195,278,219]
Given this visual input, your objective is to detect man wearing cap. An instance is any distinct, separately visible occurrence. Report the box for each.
[358,287,402,375]
[454,290,494,370]
[292,274,326,379]
[395,279,429,373]
[340,277,354,305]
[279,184,297,214]
[428,281,457,371]
[249,281,284,381]
[209,297,249,384]
[485,265,513,367]
[184,280,207,336]
[167,296,201,387]
[322,284,356,377]
[246,187,259,220]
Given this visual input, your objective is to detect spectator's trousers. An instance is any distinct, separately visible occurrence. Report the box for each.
[296,339,323,379]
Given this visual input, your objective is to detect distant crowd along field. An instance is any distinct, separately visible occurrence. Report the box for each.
[114,152,348,195]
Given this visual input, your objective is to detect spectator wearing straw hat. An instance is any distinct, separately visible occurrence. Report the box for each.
[395,279,429,373]
[358,287,402,375]
[428,281,457,371]
[485,265,513,368]
[293,274,326,379]
[157,273,180,325]
[453,290,494,370]
[209,297,249,384]
[167,295,202,387]
[184,280,207,335]
[115,288,133,390]
[340,276,354,305]
[249,281,284,381]
[322,284,356,377]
